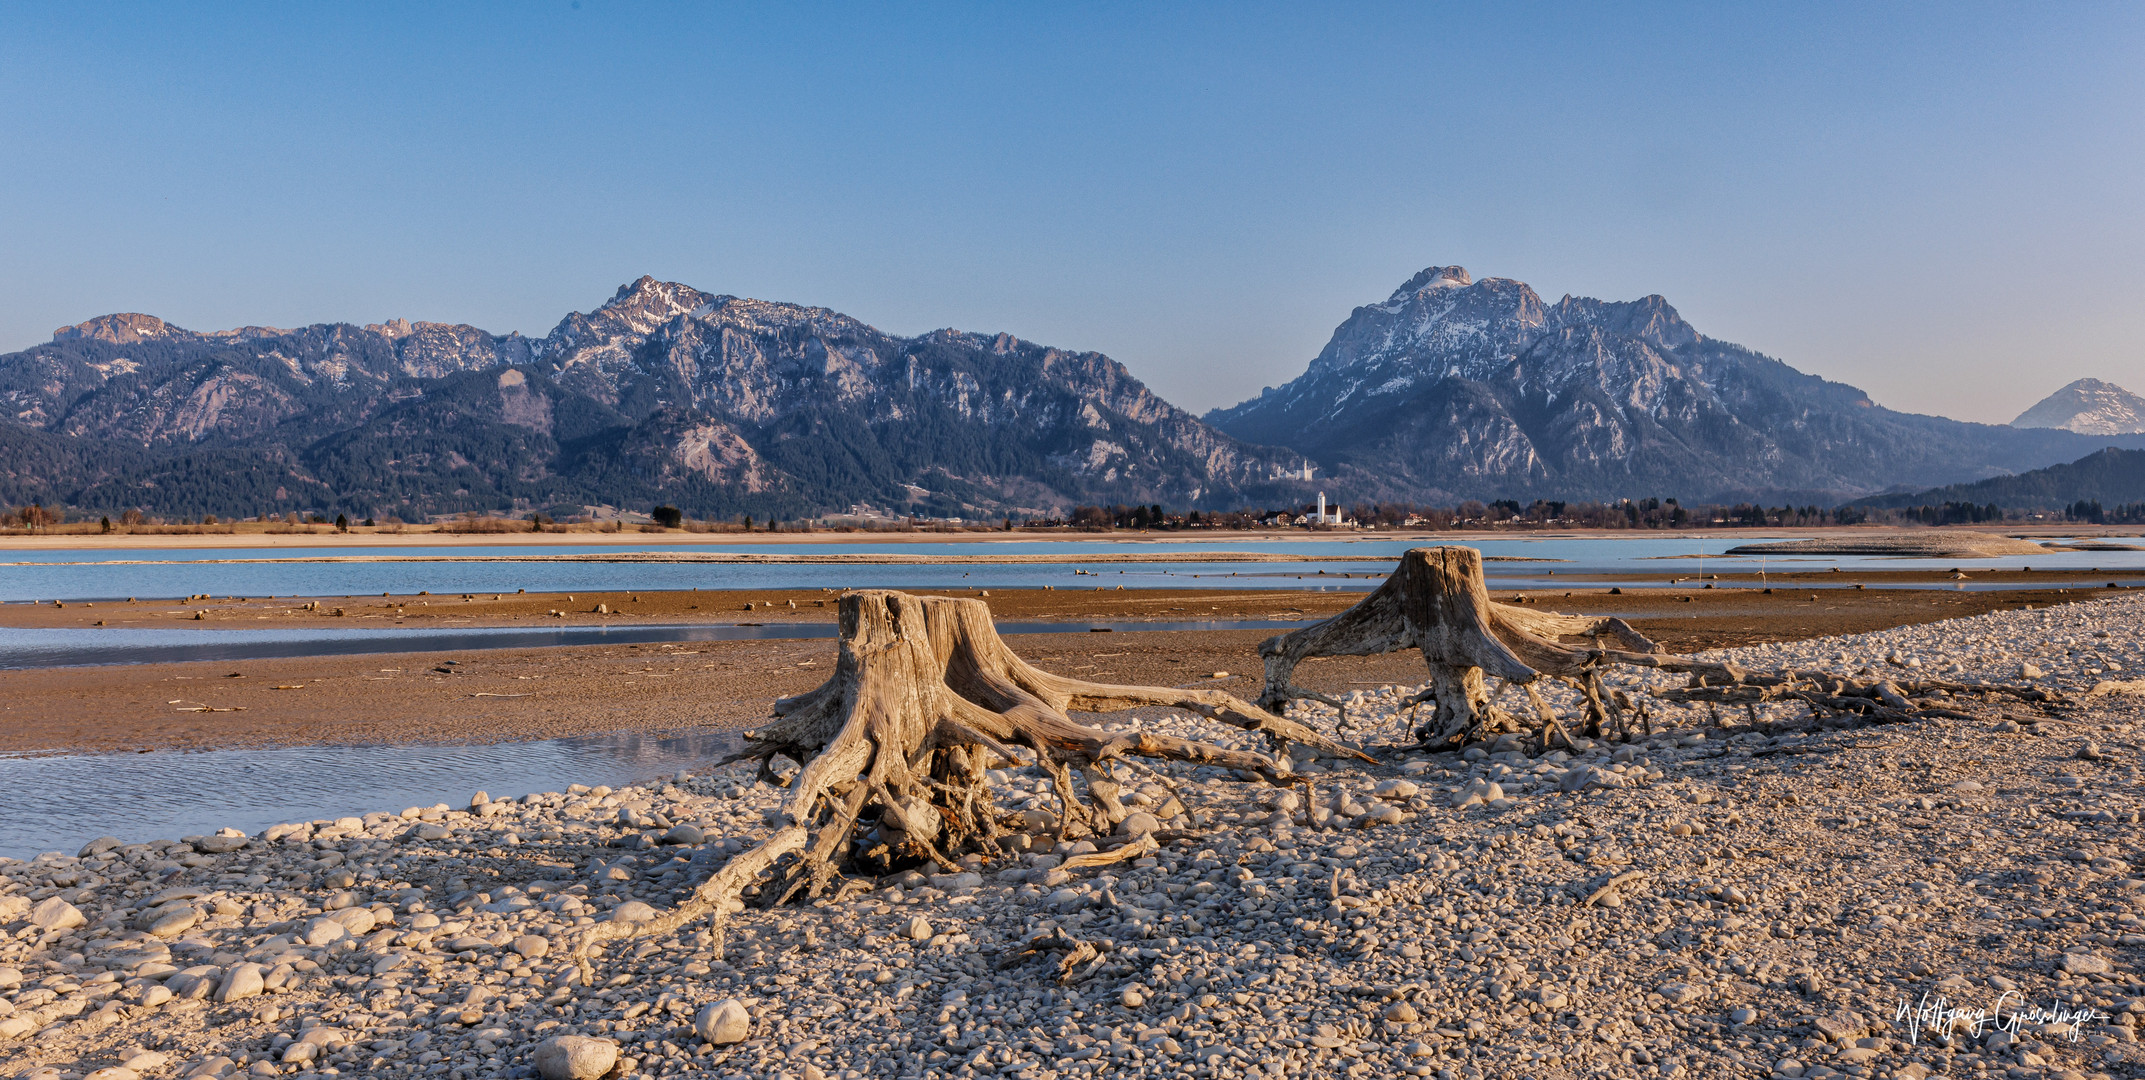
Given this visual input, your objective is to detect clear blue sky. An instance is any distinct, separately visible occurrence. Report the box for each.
[2,3,2140,422]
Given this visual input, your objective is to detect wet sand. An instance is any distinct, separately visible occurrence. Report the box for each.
[0,567,2134,630]
[0,578,2123,756]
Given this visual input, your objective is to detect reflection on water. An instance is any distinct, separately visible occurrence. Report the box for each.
[0,728,739,862]
[0,618,1316,670]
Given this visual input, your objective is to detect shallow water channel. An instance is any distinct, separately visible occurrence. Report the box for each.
[0,618,1315,669]
[0,728,740,862]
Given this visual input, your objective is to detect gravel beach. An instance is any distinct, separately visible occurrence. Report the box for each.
[4,596,2144,1080]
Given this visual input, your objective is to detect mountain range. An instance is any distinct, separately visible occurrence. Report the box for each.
[3,267,2140,520]
[2009,379,2145,436]
[0,279,1311,520]
[1205,267,2144,504]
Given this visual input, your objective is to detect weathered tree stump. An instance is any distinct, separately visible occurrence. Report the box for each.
[576,589,1365,975]
[1257,546,1736,747]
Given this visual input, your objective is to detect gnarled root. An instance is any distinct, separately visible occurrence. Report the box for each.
[1258,545,2063,752]
[573,589,1366,980]
[1258,546,1748,750]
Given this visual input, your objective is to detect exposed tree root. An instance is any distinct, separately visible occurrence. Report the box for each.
[1258,546,1746,749]
[574,589,1367,979]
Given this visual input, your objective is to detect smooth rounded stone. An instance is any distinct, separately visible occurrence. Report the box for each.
[511,935,551,959]
[28,897,85,931]
[77,836,124,858]
[1356,805,1404,827]
[1118,811,1162,837]
[1455,780,1505,807]
[1558,766,1613,794]
[1046,888,1088,912]
[323,906,376,934]
[413,823,451,842]
[146,907,199,939]
[135,984,173,1008]
[214,962,266,1003]
[1657,982,1704,1005]
[194,834,247,854]
[533,1035,620,1080]
[444,934,493,952]
[1121,987,1146,1008]
[2021,663,2045,679]
[83,1069,139,1080]
[927,871,983,891]
[1372,779,1419,799]
[165,967,221,999]
[1382,1000,1419,1023]
[694,998,752,1044]
[301,919,348,947]
[119,1052,168,1073]
[2060,952,2111,975]
[0,1016,33,1040]
[660,824,706,845]
[610,901,659,924]
[903,916,933,941]
[1730,1007,1758,1025]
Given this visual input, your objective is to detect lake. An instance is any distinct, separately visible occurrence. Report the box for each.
[5,534,2142,602]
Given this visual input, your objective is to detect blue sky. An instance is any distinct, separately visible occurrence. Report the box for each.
[2,3,2140,421]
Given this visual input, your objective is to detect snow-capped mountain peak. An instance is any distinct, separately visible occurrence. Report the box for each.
[2010,378,2145,435]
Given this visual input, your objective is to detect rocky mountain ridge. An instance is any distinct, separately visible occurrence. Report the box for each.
[0,279,1307,519]
[1207,266,2144,502]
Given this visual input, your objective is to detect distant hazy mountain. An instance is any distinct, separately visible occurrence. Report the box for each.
[0,278,1308,520]
[1206,266,2144,503]
[2010,379,2145,435]
[1862,446,2145,511]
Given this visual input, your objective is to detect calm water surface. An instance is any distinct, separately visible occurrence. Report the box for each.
[0,618,1316,670]
[0,728,740,862]
[5,534,2144,601]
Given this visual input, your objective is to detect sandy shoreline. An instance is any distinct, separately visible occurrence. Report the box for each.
[0,581,2118,757]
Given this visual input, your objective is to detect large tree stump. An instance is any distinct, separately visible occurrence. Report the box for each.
[1257,547,1729,747]
[575,589,1366,976]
